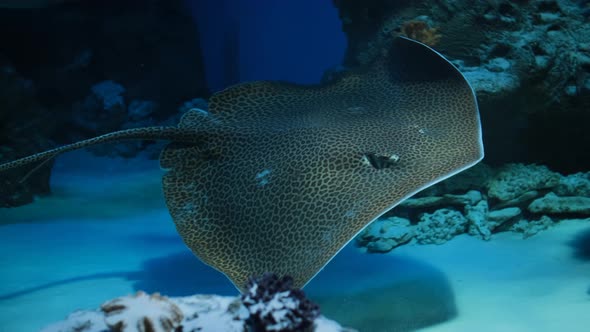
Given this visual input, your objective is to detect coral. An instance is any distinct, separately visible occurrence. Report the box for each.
[415,209,468,244]
[510,215,554,238]
[486,207,522,229]
[401,190,483,209]
[487,164,561,202]
[72,80,127,133]
[101,291,183,332]
[91,80,126,112]
[555,172,590,197]
[420,163,493,196]
[465,200,491,240]
[528,192,590,214]
[495,190,540,209]
[355,162,590,250]
[127,100,158,122]
[42,291,352,332]
[0,0,209,200]
[356,217,414,253]
[72,82,168,159]
[333,0,590,173]
[40,310,107,332]
[399,20,441,46]
[179,98,209,113]
[459,63,520,96]
[241,273,320,332]
[175,295,245,332]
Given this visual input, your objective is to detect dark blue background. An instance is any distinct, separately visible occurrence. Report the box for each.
[185,0,347,91]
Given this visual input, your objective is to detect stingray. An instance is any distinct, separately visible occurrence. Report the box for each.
[0,37,483,291]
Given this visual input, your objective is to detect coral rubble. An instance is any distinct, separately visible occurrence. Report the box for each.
[333,0,590,173]
[356,163,590,252]
[415,209,469,245]
[356,216,414,253]
[0,0,208,207]
[40,281,354,332]
[101,291,183,332]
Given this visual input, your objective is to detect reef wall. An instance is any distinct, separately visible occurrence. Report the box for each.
[333,0,590,174]
[0,0,208,206]
[356,163,590,252]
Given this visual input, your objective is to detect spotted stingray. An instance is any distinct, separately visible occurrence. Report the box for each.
[0,37,483,291]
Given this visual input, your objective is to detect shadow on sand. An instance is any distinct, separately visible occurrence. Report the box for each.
[0,251,236,301]
[0,240,456,332]
[568,227,590,261]
[306,246,457,332]
[567,227,590,298]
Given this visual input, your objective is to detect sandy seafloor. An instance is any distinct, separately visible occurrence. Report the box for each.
[0,151,589,332]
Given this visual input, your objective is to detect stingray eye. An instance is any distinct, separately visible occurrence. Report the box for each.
[361,152,401,169]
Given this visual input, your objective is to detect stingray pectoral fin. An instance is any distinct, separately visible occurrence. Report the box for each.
[162,37,483,291]
[0,126,203,175]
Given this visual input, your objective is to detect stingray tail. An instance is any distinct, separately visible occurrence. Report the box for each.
[0,126,201,181]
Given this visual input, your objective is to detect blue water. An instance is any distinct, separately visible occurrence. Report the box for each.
[187,0,346,91]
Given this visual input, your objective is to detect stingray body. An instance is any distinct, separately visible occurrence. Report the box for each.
[0,37,483,291]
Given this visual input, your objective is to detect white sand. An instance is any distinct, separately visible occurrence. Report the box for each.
[404,222,590,332]
[0,153,589,331]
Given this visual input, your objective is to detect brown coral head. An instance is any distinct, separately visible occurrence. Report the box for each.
[400,20,442,46]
